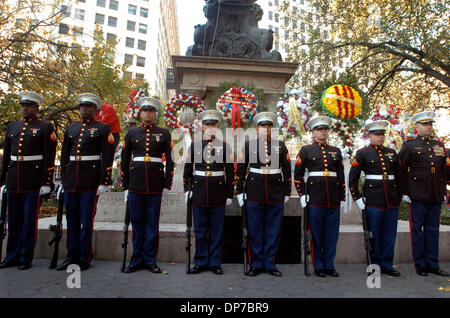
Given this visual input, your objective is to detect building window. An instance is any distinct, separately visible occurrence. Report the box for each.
[135,73,145,81]
[58,23,69,35]
[292,6,297,14]
[301,22,305,32]
[140,7,148,18]
[300,0,304,4]
[274,27,279,36]
[275,41,279,51]
[138,23,147,34]
[96,0,106,8]
[94,32,103,41]
[268,11,273,20]
[125,37,135,48]
[285,44,289,53]
[127,20,136,31]
[137,40,146,50]
[124,54,133,65]
[293,20,297,28]
[136,56,145,67]
[269,25,273,31]
[75,8,85,20]
[285,30,289,40]
[95,13,105,25]
[274,13,279,22]
[123,71,132,79]
[61,5,70,17]
[274,0,279,6]
[109,0,118,10]
[128,4,137,15]
[78,0,86,2]
[108,16,117,27]
[106,33,116,41]
[73,26,83,36]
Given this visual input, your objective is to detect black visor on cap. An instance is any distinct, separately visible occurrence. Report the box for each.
[141,105,157,111]
[79,102,97,107]
[313,125,329,130]
[258,121,273,126]
[203,119,219,125]
[370,129,386,135]
[417,120,433,124]
[19,100,38,105]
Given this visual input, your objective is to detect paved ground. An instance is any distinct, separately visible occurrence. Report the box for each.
[1,260,450,298]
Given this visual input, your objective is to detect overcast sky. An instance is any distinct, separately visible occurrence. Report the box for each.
[176,0,207,55]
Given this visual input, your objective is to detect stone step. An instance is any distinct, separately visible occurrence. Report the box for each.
[3,218,447,265]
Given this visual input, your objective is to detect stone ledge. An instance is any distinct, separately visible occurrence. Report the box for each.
[3,219,443,265]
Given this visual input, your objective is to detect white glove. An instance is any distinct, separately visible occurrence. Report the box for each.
[96,185,107,195]
[184,191,192,203]
[284,196,290,203]
[226,198,232,206]
[340,146,350,159]
[237,193,247,207]
[402,195,411,203]
[443,195,447,204]
[356,197,366,210]
[39,186,51,196]
[300,195,309,208]
[162,188,169,195]
[124,190,129,203]
[1,185,7,194]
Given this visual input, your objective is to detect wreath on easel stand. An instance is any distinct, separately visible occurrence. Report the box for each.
[216,87,259,133]
[164,93,208,134]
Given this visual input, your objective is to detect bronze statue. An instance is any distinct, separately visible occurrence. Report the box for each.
[186,0,282,61]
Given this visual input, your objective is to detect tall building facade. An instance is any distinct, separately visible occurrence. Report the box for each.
[15,0,179,100]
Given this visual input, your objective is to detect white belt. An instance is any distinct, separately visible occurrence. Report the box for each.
[308,171,337,177]
[249,168,281,175]
[11,155,43,161]
[132,156,162,163]
[194,170,224,177]
[70,155,101,161]
[365,174,395,180]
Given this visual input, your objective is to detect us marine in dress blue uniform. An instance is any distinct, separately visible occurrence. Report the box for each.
[56,93,115,271]
[121,97,174,274]
[235,112,291,277]
[398,111,448,277]
[294,115,345,278]
[183,110,234,275]
[0,91,57,270]
[349,120,401,276]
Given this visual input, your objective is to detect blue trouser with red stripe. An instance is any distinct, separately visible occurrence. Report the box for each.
[64,191,97,265]
[128,192,162,267]
[3,192,40,265]
[365,207,398,271]
[409,201,441,270]
[309,205,340,271]
[246,202,283,271]
[192,205,225,267]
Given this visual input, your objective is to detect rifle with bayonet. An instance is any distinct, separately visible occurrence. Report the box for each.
[48,184,64,269]
[241,179,249,275]
[0,186,7,262]
[185,178,193,274]
[120,197,131,272]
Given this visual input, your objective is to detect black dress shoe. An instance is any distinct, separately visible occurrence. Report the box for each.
[268,269,282,277]
[324,269,339,277]
[245,267,261,276]
[315,270,326,277]
[190,265,207,274]
[0,261,19,269]
[123,265,143,273]
[19,263,31,270]
[381,269,400,277]
[427,268,449,277]
[147,264,161,274]
[55,260,72,271]
[416,269,428,276]
[210,266,223,275]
